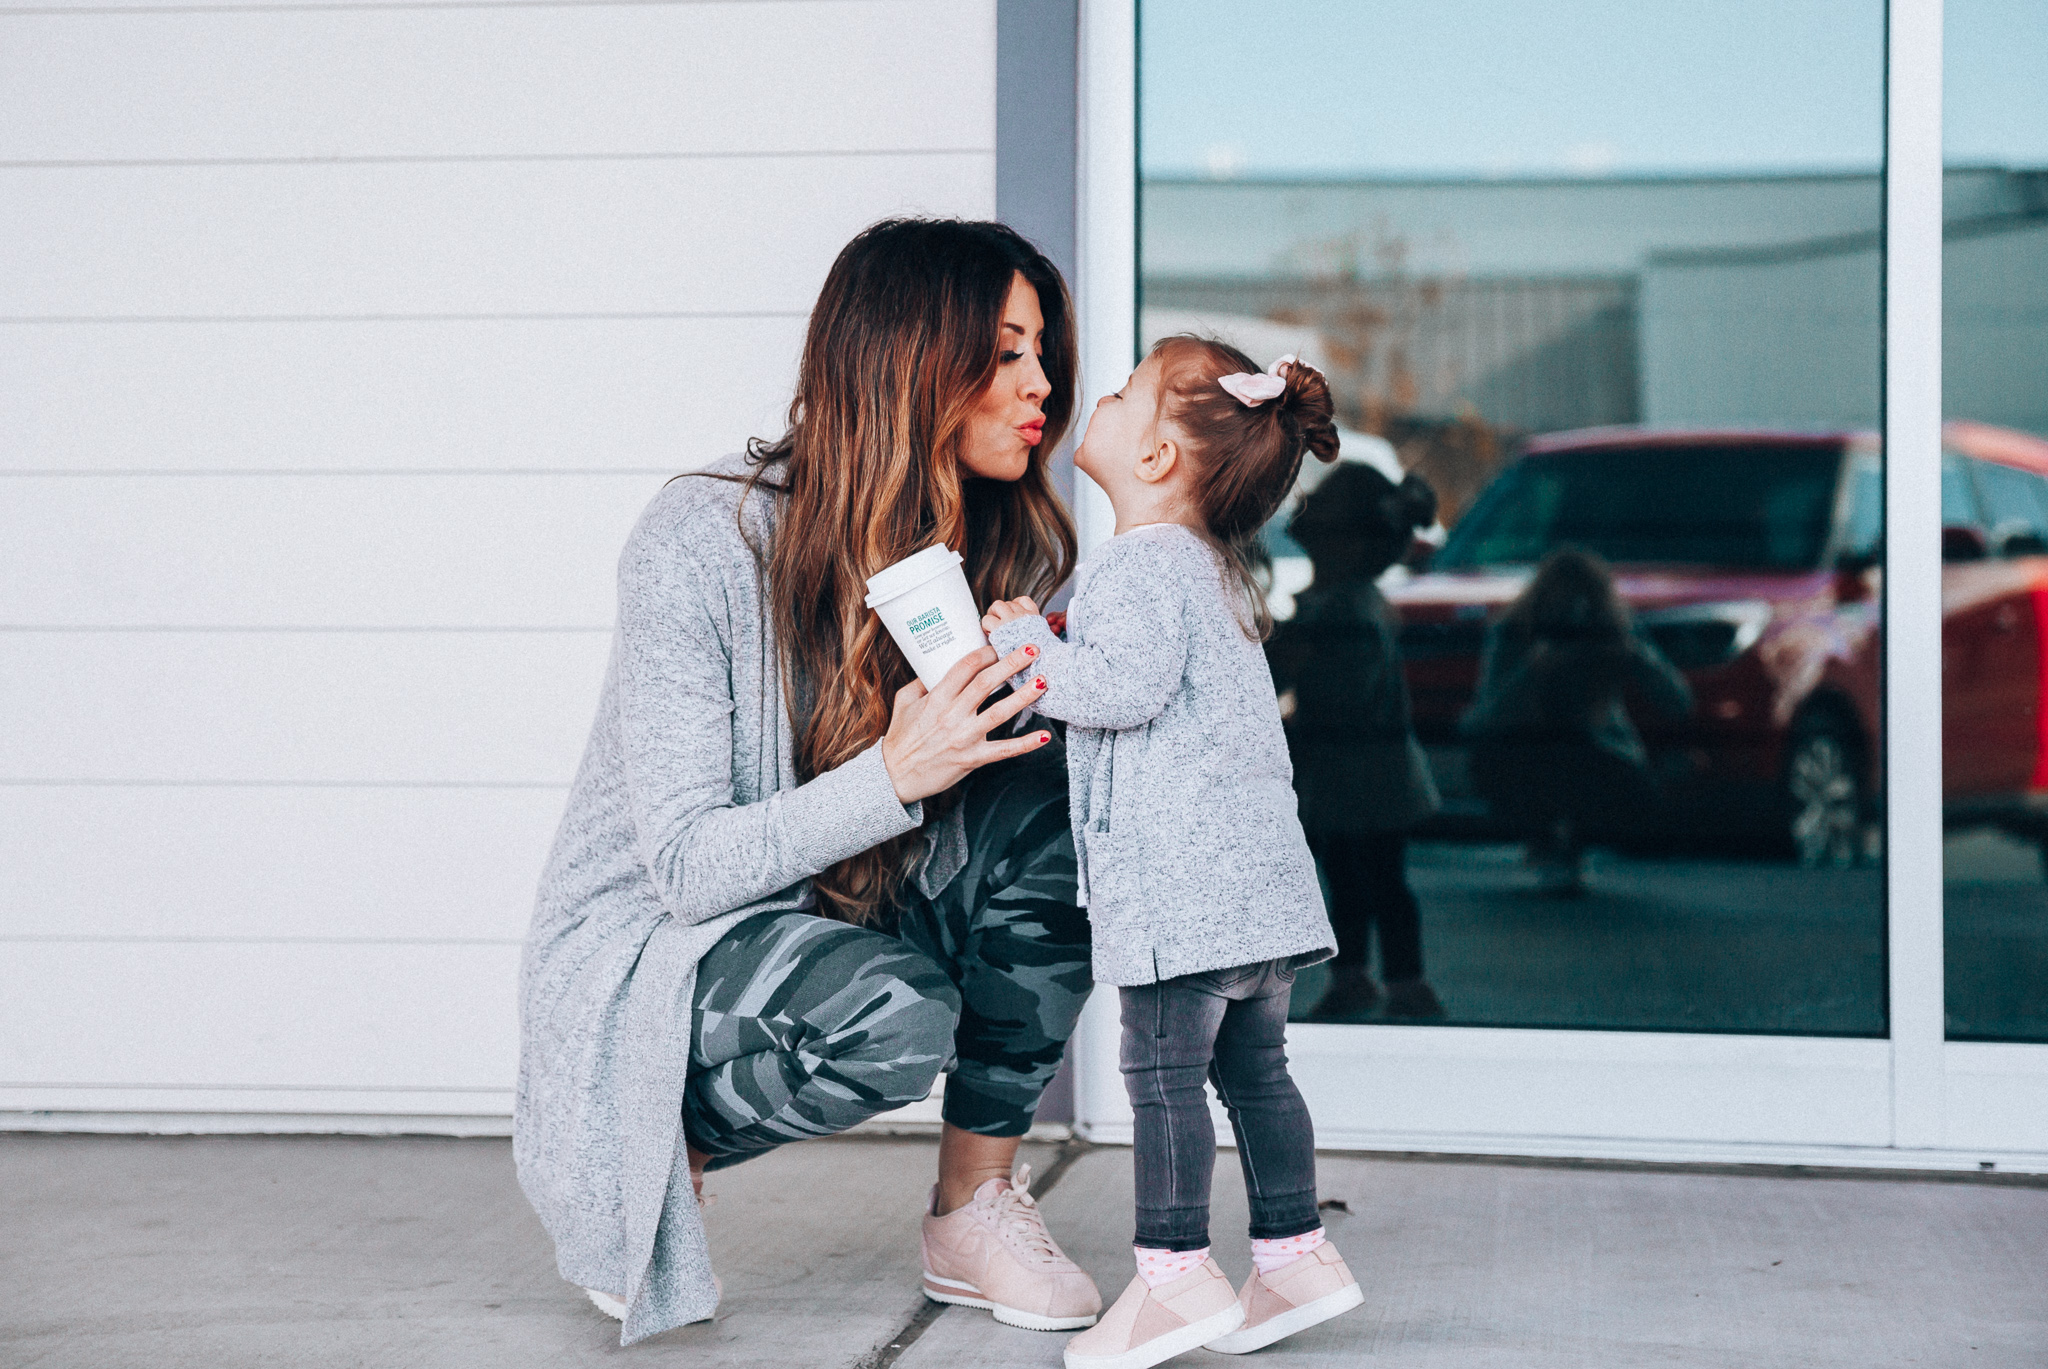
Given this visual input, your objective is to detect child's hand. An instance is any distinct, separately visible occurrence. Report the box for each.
[980,596,1041,635]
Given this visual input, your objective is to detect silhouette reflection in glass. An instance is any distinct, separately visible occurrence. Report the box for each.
[1461,548,1694,896]
[1267,464,1445,1020]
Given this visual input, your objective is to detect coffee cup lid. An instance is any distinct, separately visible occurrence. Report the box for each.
[863,545,964,609]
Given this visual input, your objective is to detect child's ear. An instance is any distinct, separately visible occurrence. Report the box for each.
[1135,435,1180,486]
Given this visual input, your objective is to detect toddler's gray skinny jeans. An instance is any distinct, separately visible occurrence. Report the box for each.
[1120,961,1322,1251]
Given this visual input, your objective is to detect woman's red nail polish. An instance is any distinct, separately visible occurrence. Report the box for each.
[1037,732,1051,744]
[1024,644,1037,658]
[1033,676,1047,690]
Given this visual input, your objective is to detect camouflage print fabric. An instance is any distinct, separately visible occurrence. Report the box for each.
[892,744,1092,1136]
[682,746,1092,1160]
[682,911,961,1163]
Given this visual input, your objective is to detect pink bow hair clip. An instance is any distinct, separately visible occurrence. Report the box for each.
[1217,353,1298,407]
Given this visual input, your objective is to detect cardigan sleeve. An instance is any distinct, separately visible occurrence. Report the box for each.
[988,535,1189,730]
[612,506,922,925]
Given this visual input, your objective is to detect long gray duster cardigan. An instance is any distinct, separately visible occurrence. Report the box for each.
[515,454,960,1345]
[988,523,1334,987]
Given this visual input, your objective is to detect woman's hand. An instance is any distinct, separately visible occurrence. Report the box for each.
[880,645,1051,805]
[979,595,1040,636]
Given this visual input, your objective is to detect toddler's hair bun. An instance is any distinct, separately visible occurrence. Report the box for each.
[1275,359,1340,465]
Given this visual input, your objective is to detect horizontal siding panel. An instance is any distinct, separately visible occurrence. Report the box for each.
[6,0,779,7]
[0,941,519,1090]
[0,1,994,162]
[1,153,995,317]
[0,631,609,782]
[0,1087,514,1121]
[0,785,562,941]
[0,0,892,14]
[0,315,805,472]
[0,473,664,627]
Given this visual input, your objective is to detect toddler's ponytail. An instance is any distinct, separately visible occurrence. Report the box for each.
[1274,360,1341,468]
[1149,337,1345,640]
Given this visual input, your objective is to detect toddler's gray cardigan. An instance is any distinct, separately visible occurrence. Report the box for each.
[515,456,952,1345]
[990,523,1334,987]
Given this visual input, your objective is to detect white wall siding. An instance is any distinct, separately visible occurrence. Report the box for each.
[5,157,993,317]
[0,474,659,625]
[1,786,563,942]
[4,943,522,1098]
[3,317,807,472]
[2,0,999,1127]
[2,633,609,782]
[0,4,994,162]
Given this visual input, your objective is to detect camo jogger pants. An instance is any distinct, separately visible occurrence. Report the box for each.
[681,744,1092,1164]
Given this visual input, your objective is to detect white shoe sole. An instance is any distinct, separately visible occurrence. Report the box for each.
[1204,1280,1365,1354]
[1064,1301,1245,1369]
[922,1272,1099,1331]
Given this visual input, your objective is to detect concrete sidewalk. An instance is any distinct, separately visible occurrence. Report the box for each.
[2,1132,2043,1368]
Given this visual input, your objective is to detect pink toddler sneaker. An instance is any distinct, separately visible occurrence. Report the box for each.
[1063,1258,1244,1369]
[920,1164,1102,1331]
[1204,1242,1364,1354]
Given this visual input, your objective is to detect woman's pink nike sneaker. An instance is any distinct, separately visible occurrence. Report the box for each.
[919,1164,1101,1331]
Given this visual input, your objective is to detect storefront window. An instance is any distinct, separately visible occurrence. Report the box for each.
[1941,0,2048,1042]
[1140,0,1887,1032]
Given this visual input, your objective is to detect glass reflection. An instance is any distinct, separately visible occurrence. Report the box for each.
[1941,0,2048,1042]
[1267,467,1444,1020]
[1141,0,1887,1032]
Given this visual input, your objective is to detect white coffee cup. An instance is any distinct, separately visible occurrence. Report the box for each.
[865,545,989,689]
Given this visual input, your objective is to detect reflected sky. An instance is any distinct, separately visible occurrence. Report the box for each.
[1141,0,2048,178]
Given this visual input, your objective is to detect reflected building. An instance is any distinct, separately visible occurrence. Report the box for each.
[1144,166,2046,444]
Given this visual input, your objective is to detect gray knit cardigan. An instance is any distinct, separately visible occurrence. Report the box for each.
[514,455,949,1344]
[989,523,1334,987]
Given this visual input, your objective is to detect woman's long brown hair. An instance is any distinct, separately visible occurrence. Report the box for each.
[740,218,1077,924]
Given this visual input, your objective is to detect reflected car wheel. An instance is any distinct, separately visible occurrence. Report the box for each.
[1785,718,1866,869]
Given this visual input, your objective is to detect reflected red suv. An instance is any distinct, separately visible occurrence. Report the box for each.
[1386,422,2048,864]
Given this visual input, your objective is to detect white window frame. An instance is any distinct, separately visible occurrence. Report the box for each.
[1072,0,2048,1171]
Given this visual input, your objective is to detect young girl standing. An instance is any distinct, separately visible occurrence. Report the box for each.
[982,338,1363,1368]
[1267,463,1445,1020]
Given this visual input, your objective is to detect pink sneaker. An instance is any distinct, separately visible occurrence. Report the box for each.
[1204,1243,1364,1354]
[1063,1259,1244,1369]
[921,1164,1101,1331]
